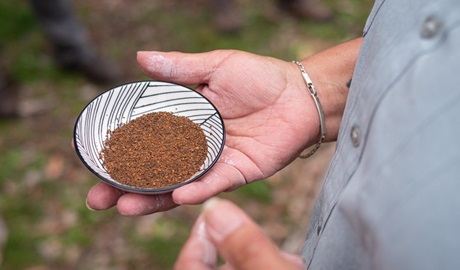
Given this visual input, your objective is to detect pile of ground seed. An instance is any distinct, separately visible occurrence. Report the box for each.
[100,112,208,189]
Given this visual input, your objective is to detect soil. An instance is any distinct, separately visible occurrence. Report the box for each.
[100,112,208,189]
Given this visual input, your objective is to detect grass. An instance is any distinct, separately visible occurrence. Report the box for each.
[0,0,373,269]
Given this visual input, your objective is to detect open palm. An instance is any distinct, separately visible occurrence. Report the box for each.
[85,50,320,215]
[138,50,320,202]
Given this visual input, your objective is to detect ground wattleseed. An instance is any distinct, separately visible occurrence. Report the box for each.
[100,112,208,189]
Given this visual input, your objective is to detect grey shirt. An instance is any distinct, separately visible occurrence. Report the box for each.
[302,0,460,269]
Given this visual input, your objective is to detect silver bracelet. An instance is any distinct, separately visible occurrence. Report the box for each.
[293,61,326,159]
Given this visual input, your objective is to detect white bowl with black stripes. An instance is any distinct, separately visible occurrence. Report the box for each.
[74,81,225,194]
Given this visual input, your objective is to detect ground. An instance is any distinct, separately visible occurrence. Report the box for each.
[0,0,372,269]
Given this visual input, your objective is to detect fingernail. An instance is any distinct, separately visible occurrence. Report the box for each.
[86,199,96,211]
[196,219,217,266]
[203,198,243,242]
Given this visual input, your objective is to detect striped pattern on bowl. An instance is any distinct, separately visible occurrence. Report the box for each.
[74,81,225,194]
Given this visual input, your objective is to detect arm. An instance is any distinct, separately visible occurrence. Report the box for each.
[85,38,363,216]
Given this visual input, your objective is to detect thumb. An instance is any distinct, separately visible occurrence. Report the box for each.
[136,51,224,86]
[203,198,305,270]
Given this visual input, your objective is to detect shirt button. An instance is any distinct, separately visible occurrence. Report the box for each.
[350,126,360,147]
[421,16,442,39]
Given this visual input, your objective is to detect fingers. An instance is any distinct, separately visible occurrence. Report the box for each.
[86,158,246,215]
[172,161,247,205]
[172,146,267,205]
[86,182,124,210]
[136,51,225,85]
[281,252,307,269]
[202,198,304,270]
[86,146,261,215]
[116,192,178,216]
[86,150,249,215]
[174,215,217,270]
[86,182,178,216]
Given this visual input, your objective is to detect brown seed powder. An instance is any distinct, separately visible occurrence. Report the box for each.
[100,112,208,189]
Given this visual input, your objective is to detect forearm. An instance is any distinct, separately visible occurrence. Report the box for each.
[298,37,363,142]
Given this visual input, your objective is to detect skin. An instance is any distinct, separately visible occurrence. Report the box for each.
[174,198,305,270]
[84,37,363,268]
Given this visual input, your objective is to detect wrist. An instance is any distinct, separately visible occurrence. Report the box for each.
[292,61,326,158]
[297,37,362,143]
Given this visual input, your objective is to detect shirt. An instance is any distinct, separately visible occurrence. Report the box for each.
[302,0,460,269]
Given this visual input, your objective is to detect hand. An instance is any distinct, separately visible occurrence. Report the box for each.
[174,197,305,270]
[137,50,323,187]
[85,39,361,215]
[86,50,319,215]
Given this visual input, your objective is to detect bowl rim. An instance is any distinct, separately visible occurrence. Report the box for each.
[73,80,226,194]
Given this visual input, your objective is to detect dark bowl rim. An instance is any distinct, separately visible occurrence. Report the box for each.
[73,80,226,194]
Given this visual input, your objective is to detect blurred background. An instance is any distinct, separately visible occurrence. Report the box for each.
[0,0,372,269]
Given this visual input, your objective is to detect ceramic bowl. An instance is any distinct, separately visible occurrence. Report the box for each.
[74,81,225,194]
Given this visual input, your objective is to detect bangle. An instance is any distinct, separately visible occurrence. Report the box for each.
[293,61,326,159]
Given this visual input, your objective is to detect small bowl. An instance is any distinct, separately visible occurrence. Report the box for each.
[74,81,225,194]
